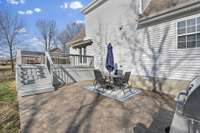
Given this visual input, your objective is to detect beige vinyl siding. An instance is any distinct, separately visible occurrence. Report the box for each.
[85,0,200,81]
[142,14,200,80]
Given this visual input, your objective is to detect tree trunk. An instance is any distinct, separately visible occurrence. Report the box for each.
[152,77,157,92]
[9,47,14,72]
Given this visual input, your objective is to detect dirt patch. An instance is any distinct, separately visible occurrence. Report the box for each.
[0,102,20,133]
[10,81,16,91]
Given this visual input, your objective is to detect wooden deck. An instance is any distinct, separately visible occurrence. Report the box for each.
[18,81,176,133]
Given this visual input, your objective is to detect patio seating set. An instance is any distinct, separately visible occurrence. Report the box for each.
[93,69,131,94]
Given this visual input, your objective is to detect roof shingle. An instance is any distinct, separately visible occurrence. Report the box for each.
[143,0,195,17]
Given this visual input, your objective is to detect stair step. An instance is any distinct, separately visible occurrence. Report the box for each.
[16,63,54,96]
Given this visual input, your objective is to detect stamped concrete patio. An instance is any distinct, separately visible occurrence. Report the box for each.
[18,81,176,133]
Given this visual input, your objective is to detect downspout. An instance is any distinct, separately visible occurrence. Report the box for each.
[139,0,143,15]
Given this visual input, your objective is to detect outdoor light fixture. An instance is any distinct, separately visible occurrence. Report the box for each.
[119,26,123,31]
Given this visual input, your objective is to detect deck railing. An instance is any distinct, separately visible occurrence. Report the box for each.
[21,51,45,64]
[49,52,94,68]
[16,50,94,68]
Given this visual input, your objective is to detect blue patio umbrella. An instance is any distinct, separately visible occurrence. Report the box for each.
[106,43,114,74]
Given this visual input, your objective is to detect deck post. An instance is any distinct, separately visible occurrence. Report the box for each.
[16,49,22,65]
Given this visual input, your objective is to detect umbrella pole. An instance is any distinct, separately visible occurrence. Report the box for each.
[109,72,111,82]
[109,72,111,89]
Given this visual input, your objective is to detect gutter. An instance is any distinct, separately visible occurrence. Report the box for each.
[139,0,200,27]
[81,0,108,15]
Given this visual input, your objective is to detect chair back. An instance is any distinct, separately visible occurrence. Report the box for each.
[115,70,123,76]
[123,72,131,83]
[94,69,104,83]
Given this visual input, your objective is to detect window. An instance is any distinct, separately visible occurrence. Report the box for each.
[177,17,200,49]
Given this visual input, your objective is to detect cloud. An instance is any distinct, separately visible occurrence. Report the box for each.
[60,2,68,9]
[69,1,83,9]
[17,27,26,33]
[26,10,33,15]
[76,20,85,24]
[7,0,25,5]
[18,11,25,15]
[61,1,83,10]
[18,10,33,15]
[18,8,42,15]
[34,8,42,13]
[16,34,44,52]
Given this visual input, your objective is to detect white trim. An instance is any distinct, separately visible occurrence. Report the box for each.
[81,0,108,14]
[138,0,143,15]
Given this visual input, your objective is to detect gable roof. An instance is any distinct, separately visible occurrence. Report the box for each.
[49,48,63,53]
[139,0,200,26]
[143,0,192,17]
[70,27,85,42]
[68,27,93,48]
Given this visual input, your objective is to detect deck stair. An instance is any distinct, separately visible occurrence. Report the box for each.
[16,50,94,96]
[52,66,66,86]
[16,64,54,96]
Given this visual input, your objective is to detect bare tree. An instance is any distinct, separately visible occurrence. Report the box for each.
[0,11,23,72]
[36,19,57,51]
[57,23,84,53]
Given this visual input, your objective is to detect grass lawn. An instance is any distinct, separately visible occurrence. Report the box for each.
[0,80,20,133]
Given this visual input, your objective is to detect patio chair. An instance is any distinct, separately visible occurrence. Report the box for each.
[123,72,131,86]
[113,72,131,94]
[93,69,108,91]
[114,69,123,76]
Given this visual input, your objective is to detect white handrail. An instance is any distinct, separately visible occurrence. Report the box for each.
[45,52,54,84]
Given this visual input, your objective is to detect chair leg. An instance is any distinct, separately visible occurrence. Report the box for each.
[121,86,125,95]
[127,84,132,92]
[93,80,97,86]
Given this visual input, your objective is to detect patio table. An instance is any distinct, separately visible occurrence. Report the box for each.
[105,74,123,81]
[104,74,124,90]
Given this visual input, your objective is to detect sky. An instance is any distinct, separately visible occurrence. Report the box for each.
[0,0,91,56]
[0,0,90,34]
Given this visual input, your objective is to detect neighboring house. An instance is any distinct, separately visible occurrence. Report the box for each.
[82,0,200,94]
[0,57,16,66]
[49,48,63,53]
[0,57,11,65]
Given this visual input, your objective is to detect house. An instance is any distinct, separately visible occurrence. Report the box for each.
[69,27,93,56]
[81,0,200,94]
[49,48,63,53]
[0,57,11,65]
[68,27,93,64]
